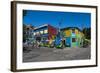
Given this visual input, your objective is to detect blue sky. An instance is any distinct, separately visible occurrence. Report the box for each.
[23,10,91,30]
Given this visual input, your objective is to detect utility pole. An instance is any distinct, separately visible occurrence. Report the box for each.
[58,18,63,36]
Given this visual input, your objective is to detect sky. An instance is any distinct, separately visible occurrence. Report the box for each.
[23,10,91,30]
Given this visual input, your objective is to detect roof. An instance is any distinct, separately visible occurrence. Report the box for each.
[34,24,48,30]
[34,24,57,30]
[61,27,82,32]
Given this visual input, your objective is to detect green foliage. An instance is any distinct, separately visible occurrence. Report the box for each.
[23,10,27,17]
[23,24,29,42]
[82,28,91,40]
[82,39,90,47]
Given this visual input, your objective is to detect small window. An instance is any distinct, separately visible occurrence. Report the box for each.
[72,38,76,42]
[44,29,48,34]
[43,37,47,40]
[40,30,43,34]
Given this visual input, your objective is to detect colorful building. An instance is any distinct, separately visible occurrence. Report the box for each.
[33,24,58,46]
[23,23,85,48]
[61,27,84,47]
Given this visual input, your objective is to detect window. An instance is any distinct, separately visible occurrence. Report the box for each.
[72,38,76,42]
[40,30,43,34]
[43,37,47,40]
[44,29,48,34]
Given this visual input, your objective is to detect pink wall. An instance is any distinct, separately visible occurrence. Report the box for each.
[48,25,57,40]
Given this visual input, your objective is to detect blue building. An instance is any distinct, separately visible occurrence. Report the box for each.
[33,24,58,47]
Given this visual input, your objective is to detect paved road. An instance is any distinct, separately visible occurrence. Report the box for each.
[23,46,91,62]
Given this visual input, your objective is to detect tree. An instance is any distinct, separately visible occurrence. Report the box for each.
[23,10,27,17]
[23,24,34,43]
[82,27,91,40]
[23,24,27,42]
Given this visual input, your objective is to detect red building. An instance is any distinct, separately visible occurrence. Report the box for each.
[48,25,58,40]
[33,24,58,46]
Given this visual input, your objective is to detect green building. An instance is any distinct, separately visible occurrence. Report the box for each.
[61,27,84,47]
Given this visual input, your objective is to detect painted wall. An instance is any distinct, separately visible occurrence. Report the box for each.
[64,29,71,37]
[48,25,57,44]
[33,24,58,45]
[62,28,83,47]
[65,37,71,47]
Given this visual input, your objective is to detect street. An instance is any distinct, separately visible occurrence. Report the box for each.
[23,46,91,62]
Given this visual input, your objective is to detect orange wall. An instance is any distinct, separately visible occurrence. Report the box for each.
[63,29,83,37]
[64,29,71,37]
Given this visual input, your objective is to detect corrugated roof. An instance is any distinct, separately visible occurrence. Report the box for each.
[61,27,82,32]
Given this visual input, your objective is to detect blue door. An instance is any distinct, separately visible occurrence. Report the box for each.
[65,37,71,47]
